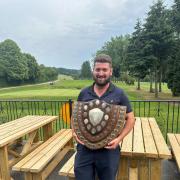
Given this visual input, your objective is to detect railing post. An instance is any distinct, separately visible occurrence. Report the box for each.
[69,99,73,128]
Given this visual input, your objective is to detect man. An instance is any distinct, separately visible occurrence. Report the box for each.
[73,54,135,180]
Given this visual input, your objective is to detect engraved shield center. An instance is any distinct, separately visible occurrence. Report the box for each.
[89,108,104,126]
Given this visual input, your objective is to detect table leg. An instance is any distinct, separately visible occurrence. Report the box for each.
[69,178,75,180]
[43,123,53,141]
[24,172,33,180]
[139,158,149,180]
[21,130,38,155]
[32,173,43,180]
[129,158,138,180]
[117,157,128,180]
[0,146,11,180]
[34,131,39,143]
[150,159,161,180]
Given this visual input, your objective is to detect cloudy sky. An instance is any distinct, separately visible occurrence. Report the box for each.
[0,0,174,69]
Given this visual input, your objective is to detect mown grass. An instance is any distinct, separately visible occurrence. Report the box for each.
[0,78,178,100]
[0,77,179,137]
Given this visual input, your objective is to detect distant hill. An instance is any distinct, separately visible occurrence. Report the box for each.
[57,67,80,78]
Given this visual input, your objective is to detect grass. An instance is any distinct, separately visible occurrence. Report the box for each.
[0,78,179,100]
[0,77,179,137]
[0,89,80,100]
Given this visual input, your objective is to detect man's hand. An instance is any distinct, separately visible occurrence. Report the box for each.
[105,137,122,149]
[105,112,135,149]
[73,131,84,145]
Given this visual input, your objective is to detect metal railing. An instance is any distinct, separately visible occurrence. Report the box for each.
[0,99,179,141]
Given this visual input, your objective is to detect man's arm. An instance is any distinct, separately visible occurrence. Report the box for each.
[105,111,135,149]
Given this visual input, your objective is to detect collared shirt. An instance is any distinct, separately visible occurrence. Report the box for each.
[77,82,132,113]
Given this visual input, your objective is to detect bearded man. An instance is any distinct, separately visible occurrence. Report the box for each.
[72,54,135,180]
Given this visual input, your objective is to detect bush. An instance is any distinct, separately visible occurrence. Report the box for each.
[121,73,135,85]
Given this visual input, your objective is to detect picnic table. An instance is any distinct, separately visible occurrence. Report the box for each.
[117,117,172,180]
[59,117,172,180]
[0,115,58,180]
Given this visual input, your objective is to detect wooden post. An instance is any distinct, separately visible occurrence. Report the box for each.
[150,159,161,180]
[43,123,53,141]
[139,158,149,180]
[0,146,11,180]
[24,172,33,180]
[69,178,75,180]
[129,158,138,180]
[32,173,43,180]
[117,156,128,180]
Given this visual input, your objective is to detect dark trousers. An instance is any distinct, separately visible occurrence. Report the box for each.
[74,144,120,180]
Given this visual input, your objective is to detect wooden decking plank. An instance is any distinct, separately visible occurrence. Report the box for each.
[19,129,71,172]
[59,153,76,176]
[132,117,144,156]
[12,129,66,171]
[30,130,73,172]
[149,118,171,159]
[0,116,57,147]
[168,133,180,171]
[121,129,133,156]
[141,117,158,158]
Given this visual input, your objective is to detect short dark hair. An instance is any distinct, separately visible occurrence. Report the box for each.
[94,54,112,67]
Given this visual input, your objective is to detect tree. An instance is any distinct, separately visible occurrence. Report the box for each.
[0,39,28,84]
[167,42,180,96]
[171,0,180,36]
[143,0,173,97]
[126,19,148,90]
[80,61,92,79]
[23,53,40,82]
[96,35,130,80]
[166,0,180,96]
[38,65,58,82]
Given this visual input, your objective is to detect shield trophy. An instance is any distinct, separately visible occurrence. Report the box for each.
[72,99,126,149]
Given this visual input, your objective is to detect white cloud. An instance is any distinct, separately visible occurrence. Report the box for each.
[0,0,174,69]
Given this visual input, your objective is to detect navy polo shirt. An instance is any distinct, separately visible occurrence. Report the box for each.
[77,82,132,113]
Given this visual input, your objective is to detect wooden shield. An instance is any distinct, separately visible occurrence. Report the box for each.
[72,99,126,149]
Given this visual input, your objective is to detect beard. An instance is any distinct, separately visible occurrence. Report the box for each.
[93,75,111,87]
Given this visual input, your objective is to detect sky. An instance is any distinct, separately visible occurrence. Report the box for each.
[0,0,174,69]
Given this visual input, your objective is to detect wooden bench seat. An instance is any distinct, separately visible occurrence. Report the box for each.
[59,152,76,180]
[12,129,73,180]
[168,133,180,171]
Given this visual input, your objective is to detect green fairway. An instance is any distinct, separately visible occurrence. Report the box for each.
[0,78,179,138]
[0,89,80,99]
[0,78,179,100]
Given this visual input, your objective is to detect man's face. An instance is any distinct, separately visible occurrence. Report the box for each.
[93,62,112,86]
